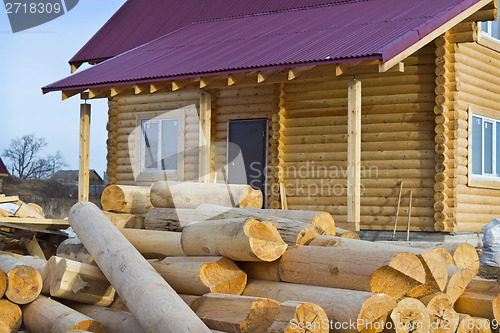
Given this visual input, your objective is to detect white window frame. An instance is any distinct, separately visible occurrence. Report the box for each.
[135,110,185,182]
[478,20,500,53]
[468,106,500,189]
[480,20,500,42]
[141,118,180,173]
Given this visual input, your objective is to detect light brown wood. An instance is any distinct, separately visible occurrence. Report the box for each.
[27,203,44,217]
[0,255,42,304]
[370,266,422,299]
[268,301,329,333]
[101,185,152,214]
[445,266,475,304]
[16,255,47,274]
[191,205,323,245]
[455,291,500,321]
[13,202,44,218]
[456,314,491,333]
[144,207,194,231]
[418,293,459,333]
[195,293,281,332]
[243,279,396,332]
[109,294,129,312]
[236,261,281,281]
[150,181,263,208]
[390,298,430,333]
[119,228,185,258]
[151,256,247,295]
[181,218,287,262]
[65,302,143,333]
[103,211,145,229]
[69,201,211,333]
[42,256,63,295]
[79,104,91,202]
[335,227,360,239]
[180,294,202,311]
[347,79,361,231]
[466,278,500,296]
[56,238,93,265]
[199,91,212,183]
[21,295,106,333]
[0,299,22,332]
[279,245,425,293]
[50,257,116,306]
[0,271,6,298]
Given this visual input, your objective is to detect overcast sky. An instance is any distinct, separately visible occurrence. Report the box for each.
[0,0,127,179]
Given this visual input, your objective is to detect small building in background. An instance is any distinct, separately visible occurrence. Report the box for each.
[51,170,104,185]
[0,157,9,193]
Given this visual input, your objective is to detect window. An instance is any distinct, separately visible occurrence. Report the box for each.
[481,19,500,42]
[471,114,500,179]
[141,118,180,173]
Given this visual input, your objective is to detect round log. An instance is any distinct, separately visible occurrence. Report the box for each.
[181,218,287,262]
[418,293,459,333]
[144,208,195,231]
[119,228,185,258]
[390,298,430,333]
[16,256,47,275]
[56,238,93,265]
[69,201,211,332]
[279,245,425,293]
[268,301,328,333]
[0,271,6,298]
[0,255,42,304]
[150,181,263,208]
[41,256,63,295]
[456,314,491,333]
[455,292,500,321]
[335,227,360,239]
[109,294,129,312]
[195,293,281,332]
[21,295,106,333]
[151,256,247,295]
[370,266,422,299]
[0,299,22,332]
[103,211,145,229]
[50,258,116,307]
[466,278,500,296]
[101,185,152,214]
[179,294,202,311]
[236,261,281,281]
[65,302,143,333]
[243,279,396,333]
[446,266,475,304]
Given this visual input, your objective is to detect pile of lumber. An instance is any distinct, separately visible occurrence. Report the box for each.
[0,183,495,333]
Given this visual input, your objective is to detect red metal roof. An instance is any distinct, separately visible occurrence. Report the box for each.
[70,0,374,65]
[46,0,481,93]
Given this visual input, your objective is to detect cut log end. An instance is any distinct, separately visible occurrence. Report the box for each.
[420,250,449,292]
[268,301,328,333]
[0,271,6,298]
[371,266,421,299]
[358,293,397,331]
[200,257,248,295]
[311,212,336,236]
[446,267,475,304]
[421,293,459,333]
[71,320,106,333]
[389,252,427,284]
[101,185,127,212]
[0,299,22,331]
[390,298,430,333]
[457,315,491,333]
[453,243,480,275]
[6,265,42,304]
[239,187,263,209]
[244,219,288,262]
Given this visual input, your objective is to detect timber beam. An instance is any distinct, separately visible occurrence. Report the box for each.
[88,87,109,99]
[62,89,85,101]
[110,85,132,97]
[336,60,404,76]
[133,84,150,95]
[288,66,315,80]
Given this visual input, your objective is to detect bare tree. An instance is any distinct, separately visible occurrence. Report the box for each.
[3,134,68,179]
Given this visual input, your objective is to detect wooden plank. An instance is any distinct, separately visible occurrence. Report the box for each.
[0,196,19,204]
[22,236,46,260]
[62,89,85,101]
[380,0,490,71]
[0,217,69,229]
[78,104,91,202]
[199,92,212,183]
[347,79,361,231]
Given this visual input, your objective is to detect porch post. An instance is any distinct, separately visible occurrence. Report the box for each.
[347,79,361,231]
[199,91,212,183]
[78,103,91,201]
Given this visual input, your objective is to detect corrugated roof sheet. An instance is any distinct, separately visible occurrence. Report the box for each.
[45,0,480,93]
[70,0,374,65]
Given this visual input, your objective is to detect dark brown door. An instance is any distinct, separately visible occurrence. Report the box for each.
[227,119,267,206]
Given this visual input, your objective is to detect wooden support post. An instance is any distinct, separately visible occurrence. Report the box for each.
[199,92,212,183]
[78,104,91,202]
[347,79,361,231]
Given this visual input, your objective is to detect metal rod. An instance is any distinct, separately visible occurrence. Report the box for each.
[391,181,403,241]
[406,190,413,242]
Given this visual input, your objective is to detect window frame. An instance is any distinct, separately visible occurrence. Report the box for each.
[135,110,186,182]
[478,20,500,52]
[468,106,500,189]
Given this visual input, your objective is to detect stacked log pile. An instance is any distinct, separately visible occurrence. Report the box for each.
[0,183,496,333]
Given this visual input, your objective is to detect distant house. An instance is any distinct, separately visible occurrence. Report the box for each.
[43,0,500,233]
[52,170,104,185]
[0,157,9,193]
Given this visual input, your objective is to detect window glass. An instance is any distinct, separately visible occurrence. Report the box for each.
[482,21,489,34]
[492,19,500,40]
[472,116,483,175]
[142,120,159,169]
[160,119,179,171]
[484,121,493,174]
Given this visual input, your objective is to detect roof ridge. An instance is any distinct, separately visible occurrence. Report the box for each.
[192,0,373,25]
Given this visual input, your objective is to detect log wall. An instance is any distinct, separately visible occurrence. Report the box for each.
[107,91,201,185]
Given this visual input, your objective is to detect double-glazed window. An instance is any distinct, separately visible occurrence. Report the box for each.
[471,114,500,178]
[481,19,500,42]
[141,118,180,173]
